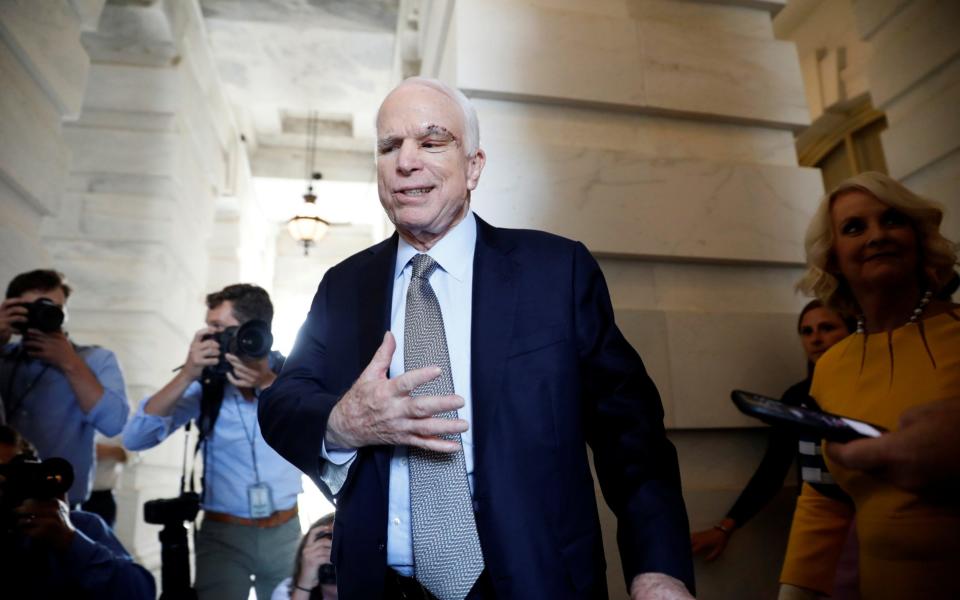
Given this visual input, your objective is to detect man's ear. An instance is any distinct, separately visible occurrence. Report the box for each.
[465,148,486,191]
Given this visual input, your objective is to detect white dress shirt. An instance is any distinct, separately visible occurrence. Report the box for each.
[321,211,477,576]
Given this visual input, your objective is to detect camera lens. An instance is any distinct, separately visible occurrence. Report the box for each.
[235,320,272,358]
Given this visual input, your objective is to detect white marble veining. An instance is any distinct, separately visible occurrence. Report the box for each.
[882,68,960,180]
[852,0,911,39]
[599,259,808,314]
[0,0,89,117]
[474,98,800,167]
[454,0,809,128]
[0,42,70,216]
[203,17,395,137]
[617,308,805,429]
[80,4,178,67]
[475,144,822,264]
[83,63,180,115]
[865,0,960,107]
[662,309,806,428]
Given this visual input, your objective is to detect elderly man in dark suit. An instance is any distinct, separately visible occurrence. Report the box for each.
[259,77,695,600]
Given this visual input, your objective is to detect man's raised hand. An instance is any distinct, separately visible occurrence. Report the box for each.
[0,297,27,346]
[183,327,220,380]
[325,331,466,453]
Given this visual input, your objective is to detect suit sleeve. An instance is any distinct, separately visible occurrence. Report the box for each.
[258,276,346,497]
[572,242,695,594]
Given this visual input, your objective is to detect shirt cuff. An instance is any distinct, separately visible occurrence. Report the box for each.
[122,397,175,449]
[320,439,357,496]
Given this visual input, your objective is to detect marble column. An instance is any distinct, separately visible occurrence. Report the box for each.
[407,0,823,597]
[36,0,255,570]
[0,0,100,283]
[851,0,960,235]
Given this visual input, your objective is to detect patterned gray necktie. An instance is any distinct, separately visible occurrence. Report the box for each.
[405,253,484,600]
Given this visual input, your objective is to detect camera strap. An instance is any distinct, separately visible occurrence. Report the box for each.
[0,345,50,423]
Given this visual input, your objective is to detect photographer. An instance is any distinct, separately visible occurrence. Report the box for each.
[0,425,155,599]
[0,269,129,507]
[271,513,338,600]
[123,284,302,600]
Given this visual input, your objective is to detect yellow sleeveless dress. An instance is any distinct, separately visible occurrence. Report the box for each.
[780,310,960,599]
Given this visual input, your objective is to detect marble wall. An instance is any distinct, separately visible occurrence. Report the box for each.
[851,0,960,236]
[410,0,821,597]
[0,0,98,285]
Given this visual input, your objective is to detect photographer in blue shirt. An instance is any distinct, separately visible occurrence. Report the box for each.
[0,269,129,507]
[124,284,302,600]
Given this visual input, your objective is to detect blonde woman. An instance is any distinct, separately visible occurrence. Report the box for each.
[780,172,960,599]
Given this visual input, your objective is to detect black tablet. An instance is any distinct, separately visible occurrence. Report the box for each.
[731,389,886,443]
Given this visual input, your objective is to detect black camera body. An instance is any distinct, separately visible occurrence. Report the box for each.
[0,455,74,532]
[143,491,201,600]
[13,298,64,334]
[201,319,273,377]
[143,492,200,525]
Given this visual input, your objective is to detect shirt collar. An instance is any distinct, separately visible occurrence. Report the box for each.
[394,210,476,282]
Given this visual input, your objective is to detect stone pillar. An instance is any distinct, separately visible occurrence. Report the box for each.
[36,0,254,569]
[408,1,823,597]
[851,0,960,234]
[0,0,101,282]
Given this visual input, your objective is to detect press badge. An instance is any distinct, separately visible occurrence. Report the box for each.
[248,483,274,518]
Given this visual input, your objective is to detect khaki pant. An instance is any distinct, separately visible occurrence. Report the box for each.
[194,515,301,600]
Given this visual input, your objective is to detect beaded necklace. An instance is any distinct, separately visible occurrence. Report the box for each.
[855,289,933,334]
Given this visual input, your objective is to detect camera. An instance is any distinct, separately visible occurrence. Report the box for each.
[0,455,73,532]
[144,491,201,600]
[201,319,273,377]
[143,492,200,525]
[12,298,64,334]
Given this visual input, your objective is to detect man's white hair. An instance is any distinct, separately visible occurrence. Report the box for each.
[377,76,481,156]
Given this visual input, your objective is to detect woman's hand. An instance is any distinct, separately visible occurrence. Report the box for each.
[690,518,735,561]
[296,526,333,591]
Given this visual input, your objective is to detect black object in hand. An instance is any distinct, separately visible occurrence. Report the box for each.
[13,298,64,334]
[201,319,273,377]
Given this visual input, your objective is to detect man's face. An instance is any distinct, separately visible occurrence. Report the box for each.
[205,301,240,333]
[376,84,485,245]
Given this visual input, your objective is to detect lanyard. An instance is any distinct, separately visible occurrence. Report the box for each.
[232,393,261,484]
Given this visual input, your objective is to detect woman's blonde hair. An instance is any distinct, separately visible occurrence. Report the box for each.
[797,171,958,315]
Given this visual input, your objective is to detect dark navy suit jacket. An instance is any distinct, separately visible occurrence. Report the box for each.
[259,216,694,599]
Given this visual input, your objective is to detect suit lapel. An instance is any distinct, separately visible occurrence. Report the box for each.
[470,217,518,480]
[356,233,399,493]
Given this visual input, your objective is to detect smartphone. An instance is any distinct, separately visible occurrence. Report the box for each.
[731,389,886,443]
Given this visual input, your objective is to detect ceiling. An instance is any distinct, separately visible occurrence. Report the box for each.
[199,0,400,175]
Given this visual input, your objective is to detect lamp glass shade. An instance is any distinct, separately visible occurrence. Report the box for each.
[287,200,329,243]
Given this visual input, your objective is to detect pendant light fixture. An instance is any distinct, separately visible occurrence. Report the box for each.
[287,110,330,256]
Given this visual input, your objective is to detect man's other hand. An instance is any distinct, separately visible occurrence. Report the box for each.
[0,297,27,345]
[631,573,694,599]
[15,497,76,553]
[325,331,467,453]
[826,398,960,498]
[23,329,80,370]
[183,327,220,380]
[225,353,276,390]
